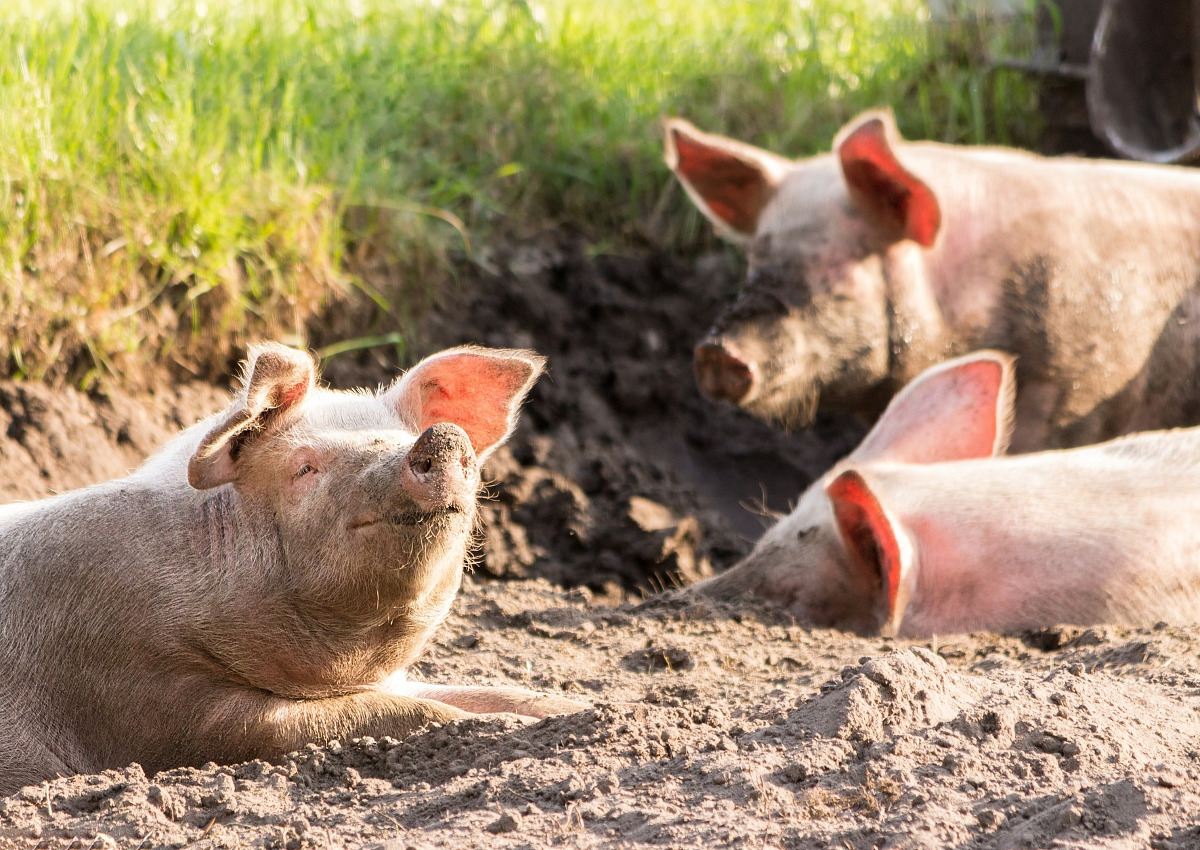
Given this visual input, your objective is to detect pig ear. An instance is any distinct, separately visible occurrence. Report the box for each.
[836,112,941,248]
[849,350,1015,465]
[187,344,316,490]
[385,346,546,460]
[825,468,911,636]
[664,118,790,242]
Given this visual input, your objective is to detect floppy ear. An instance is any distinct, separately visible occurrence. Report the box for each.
[664,118,790,241]
[825,468,912,636]
[850,350,1016,465]
[187,343,315,490]
[835,111,941,248]
[384,346,546,460]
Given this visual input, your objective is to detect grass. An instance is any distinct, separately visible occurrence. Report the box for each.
[0,0,1041,387]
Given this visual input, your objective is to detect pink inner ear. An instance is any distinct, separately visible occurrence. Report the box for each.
[273,380,309,410]
[671,128,771,235]
[838,120,940,247]
[409,354,532,455]
[418,378,505,453]
[853,356,1008,465]
[827,470,902,621]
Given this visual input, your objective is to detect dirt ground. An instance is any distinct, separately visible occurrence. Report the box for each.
[2,234,1200,849]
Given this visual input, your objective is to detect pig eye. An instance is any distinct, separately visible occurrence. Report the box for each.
[796,527,816,541]
[295,463,317,478]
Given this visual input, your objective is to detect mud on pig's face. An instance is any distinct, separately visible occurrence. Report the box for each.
[695,178,895,430]
[668,114,942,431]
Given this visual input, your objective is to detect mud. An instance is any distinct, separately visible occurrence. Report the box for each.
[3,235,1199,849]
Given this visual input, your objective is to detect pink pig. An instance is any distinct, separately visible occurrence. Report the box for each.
[0,343,584,794]
[667,111,1200,452]
[688,351,1200,636]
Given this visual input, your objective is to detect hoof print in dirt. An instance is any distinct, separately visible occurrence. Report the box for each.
[622,645,696,674]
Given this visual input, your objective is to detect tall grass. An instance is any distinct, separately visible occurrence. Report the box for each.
[0,0,1040,386]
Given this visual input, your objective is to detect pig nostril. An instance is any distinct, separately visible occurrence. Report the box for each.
[694,341,756,403]
[409,422,475,481]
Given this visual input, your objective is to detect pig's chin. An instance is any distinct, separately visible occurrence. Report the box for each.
[387,506,467,528]
[348,505,472,533]
[744,383,820,432]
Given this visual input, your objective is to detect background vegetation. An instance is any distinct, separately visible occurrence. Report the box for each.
[0,0,1040,387]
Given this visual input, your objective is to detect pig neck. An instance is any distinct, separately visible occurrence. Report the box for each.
[875,151,1030,387]
[880,241,954,387]
[192,486,465,697]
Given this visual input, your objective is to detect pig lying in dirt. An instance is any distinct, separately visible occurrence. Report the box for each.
[0,343,583,795]
[688,350,1200,637]
[666,111,1200,451]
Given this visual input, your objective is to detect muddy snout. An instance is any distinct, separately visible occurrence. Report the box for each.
[402,422,478,514]
[694,337,758,404]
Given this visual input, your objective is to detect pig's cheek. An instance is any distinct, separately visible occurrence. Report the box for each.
[282,471,322,507]
[827,257,881,299]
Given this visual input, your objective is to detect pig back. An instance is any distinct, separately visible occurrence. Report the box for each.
[909,146,1200,449]
[863,433,1200,635]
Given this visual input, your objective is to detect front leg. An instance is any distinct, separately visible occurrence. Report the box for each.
[385,680,588,718]
[184,690,471,768]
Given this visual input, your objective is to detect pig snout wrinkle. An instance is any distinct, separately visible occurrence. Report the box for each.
[694,339,757,403]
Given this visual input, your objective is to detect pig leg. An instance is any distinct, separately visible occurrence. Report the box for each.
[0,728,76,792]
[391,681,588,719]
[180,691,473,767]
[195,686,583,768]
[264,692,473,750]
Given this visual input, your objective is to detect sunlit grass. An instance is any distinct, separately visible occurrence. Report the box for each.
[0,0,1040,386]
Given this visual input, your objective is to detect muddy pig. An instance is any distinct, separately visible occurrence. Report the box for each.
[0,343,584,795]
[666,111,1200,451]
[688,350,1200,637]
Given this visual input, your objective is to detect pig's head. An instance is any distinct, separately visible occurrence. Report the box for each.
[665,111,941,430]
[694,350,1013,636]
[185,343,544,614]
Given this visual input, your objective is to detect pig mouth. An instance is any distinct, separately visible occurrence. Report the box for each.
[348,505,467,532]
[745,380,820,431]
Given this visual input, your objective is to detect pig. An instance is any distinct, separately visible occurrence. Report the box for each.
[687,350,1200,637]
[666,110,1200,452]
[0,343,584,795]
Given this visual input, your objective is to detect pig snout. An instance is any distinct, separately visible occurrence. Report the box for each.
[401,423,478,514]
[694,337,758,403]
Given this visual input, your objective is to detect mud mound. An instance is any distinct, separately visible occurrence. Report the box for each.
[794,647,987,741]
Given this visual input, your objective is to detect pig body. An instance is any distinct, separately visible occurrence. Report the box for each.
[689,351,1200,636]
[0,344,582,795]
[667,112,1200,451]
